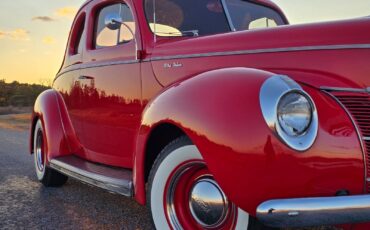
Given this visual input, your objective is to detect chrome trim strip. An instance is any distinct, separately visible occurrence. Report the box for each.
[221,0,236,32]
[320,86,369,93]
[57,65,80,77]
[257,194,370,227]
[322,91,368,192]
[364,137,370,141]
[150,44,370,62]
[56,44,370,78]
[56,59,140,78]
[81,59,139,69]
[49,159,133,197]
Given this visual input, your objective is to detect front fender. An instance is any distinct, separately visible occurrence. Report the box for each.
[30,89,78,162]
[134,67,275,204]
[134,67,364,215]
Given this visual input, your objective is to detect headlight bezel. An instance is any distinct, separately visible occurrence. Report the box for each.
[260,75,318,152]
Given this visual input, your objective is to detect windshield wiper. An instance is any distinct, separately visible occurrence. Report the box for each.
[181,30,199,37]
[155,30,199,37]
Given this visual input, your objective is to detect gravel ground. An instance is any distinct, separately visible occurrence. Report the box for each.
[0,128,153,230]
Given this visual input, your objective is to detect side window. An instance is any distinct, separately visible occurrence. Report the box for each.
[95,3,135,49]
[225,0,285,31]
[249,18,278,30]
[144,0,230,37]
[70,16,85,55]
[119,6,135,43]
[76,28,85,54]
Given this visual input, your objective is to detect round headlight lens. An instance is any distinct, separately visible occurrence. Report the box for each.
[277,92,312,137]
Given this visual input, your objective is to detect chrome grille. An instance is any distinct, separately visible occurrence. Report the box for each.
[334,93,370,137]
[330,92,370,190]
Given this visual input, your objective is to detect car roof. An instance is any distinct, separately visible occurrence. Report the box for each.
[78,0,287,24]
[80,0,280,11]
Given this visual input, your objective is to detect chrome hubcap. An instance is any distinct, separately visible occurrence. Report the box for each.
[35,131,44,171]
[189,179,229,228]
[165,162,232,229]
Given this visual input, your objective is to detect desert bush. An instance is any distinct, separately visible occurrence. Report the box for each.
[0,79,49,107]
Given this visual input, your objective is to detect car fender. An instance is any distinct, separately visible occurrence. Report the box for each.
[134,67,364,215]
[30,89,80,162]
[134,67,275,205]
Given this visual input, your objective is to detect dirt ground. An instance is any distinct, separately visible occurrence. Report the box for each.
[0,106,32,115]
[0,113,31,131]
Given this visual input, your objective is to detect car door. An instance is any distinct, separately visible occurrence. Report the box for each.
[79,1,141,168]
[53,11,87,158]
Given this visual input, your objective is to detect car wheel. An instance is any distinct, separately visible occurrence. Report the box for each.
[34,119,68,187]
[148,136,263,230]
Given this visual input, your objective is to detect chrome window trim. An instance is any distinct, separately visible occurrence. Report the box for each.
[220,0,236,32]
[260,75,318,151]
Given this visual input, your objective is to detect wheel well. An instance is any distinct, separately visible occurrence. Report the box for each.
[144,123,186,182]
[30,116,39,154]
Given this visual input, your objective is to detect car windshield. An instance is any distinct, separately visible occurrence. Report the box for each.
[144,0,286,37]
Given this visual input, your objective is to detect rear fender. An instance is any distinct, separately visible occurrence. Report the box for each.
[30,89,80,162]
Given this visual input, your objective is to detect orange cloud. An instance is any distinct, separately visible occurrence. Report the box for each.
[0,29,30,41]
[56,7,78,18]
[42,36,56,45]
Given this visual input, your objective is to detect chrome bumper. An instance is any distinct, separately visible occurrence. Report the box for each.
[256,194,370,227]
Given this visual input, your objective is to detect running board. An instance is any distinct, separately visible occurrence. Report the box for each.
[49,155,133,197]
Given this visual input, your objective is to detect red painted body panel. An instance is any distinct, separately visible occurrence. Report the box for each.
[78,0,142,167]
[30,90,78,161]
[135,68,364,214]
[151,18,370,89]
[32,0,370,226]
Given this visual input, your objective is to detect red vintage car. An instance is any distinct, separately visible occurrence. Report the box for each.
[30,0,370,229]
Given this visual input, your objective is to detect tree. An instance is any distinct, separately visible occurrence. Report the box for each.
[0,80,50,107]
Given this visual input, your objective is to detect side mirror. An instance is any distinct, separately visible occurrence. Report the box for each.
[105,13,123,30]
[103,12,140,60]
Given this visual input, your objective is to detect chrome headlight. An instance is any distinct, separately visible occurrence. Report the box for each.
[277,92,312,137]
[260,76,318,151]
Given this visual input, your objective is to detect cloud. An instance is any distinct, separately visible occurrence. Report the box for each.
[32,16,55,22]
[0,29,30,41]
[56,7,78,18]
[42,36,56,45]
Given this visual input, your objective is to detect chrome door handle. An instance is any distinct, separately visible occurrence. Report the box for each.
[78,76,94,80]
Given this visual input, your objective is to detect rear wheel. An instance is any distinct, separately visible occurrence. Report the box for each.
[34,119,68,187]
[148,136,257,230]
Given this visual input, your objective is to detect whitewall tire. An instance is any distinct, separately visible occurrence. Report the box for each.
[147,136,251,230]
[33,119,68,187]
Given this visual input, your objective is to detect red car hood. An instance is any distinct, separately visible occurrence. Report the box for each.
[152,17,370,89]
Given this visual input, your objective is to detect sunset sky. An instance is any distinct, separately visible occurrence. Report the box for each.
[0,0,370,84]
